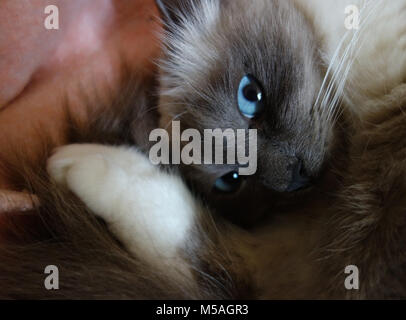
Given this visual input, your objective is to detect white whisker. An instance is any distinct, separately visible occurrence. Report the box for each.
[316,0,384,125]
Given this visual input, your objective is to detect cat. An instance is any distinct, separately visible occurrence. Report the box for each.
[1,0,406,299]
[155,0,335,227]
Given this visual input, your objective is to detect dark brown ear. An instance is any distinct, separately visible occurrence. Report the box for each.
[155,0,200,28]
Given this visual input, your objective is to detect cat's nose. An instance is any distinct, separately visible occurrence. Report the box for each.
[286,159,311,192]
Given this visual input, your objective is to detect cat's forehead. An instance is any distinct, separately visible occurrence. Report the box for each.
[159,0,317,100]
[159,0,223,95]
[159,1,271,75]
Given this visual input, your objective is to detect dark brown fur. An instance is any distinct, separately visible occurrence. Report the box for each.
[319,92,406,299]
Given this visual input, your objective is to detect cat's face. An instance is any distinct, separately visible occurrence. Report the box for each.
[156,0,336,224]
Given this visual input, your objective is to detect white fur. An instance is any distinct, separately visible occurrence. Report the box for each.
[47,144,198,275]
[295,0,406,118]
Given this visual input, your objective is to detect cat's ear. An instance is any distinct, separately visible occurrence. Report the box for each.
[155,0,200,28]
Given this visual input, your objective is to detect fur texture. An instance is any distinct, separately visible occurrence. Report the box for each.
[0,0,406,299]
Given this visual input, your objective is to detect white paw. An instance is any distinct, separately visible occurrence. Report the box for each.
[47,144,138,220]
[46,143,198,274]
[47,144,109,186]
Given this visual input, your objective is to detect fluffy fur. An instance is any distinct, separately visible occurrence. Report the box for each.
[47,144,198,279]
[1,0,406,299]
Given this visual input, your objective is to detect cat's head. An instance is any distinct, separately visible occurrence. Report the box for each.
[155,0,337,224]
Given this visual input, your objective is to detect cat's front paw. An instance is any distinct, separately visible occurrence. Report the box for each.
[47,144,109,187]
[47,143,198,269]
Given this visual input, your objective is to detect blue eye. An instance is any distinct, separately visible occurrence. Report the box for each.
[214,172,244,194]
[237,75,265,119]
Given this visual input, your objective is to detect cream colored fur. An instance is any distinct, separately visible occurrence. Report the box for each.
[47,144,197,279]
[296,0,406,118]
